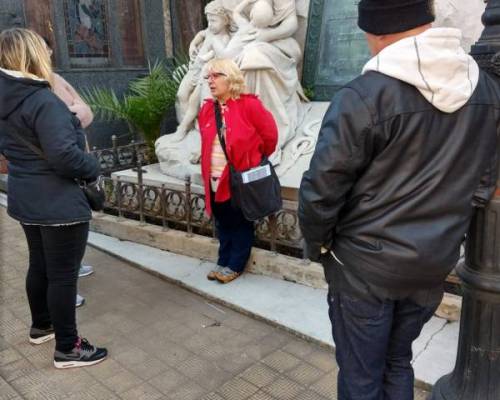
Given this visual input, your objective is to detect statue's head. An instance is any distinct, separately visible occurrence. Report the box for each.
[205,0,230,34]
[250,0,274,29]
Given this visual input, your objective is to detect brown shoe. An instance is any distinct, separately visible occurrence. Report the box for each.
[207,265,224,281]
[215,267,241,284]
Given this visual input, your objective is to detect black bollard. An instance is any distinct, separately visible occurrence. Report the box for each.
[430,1,500,399]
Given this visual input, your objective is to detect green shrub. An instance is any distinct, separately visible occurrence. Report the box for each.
[83,60,188,159]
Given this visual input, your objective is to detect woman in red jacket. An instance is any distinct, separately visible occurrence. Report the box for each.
[198,58,278,283]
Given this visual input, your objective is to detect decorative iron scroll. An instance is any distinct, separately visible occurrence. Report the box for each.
[100,177,304,257]
[90,138,149,176]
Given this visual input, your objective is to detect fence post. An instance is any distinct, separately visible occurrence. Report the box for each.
[211,218,217,242]
[137,155,145,225]
[130,139,136,166]
[111,135,118,168]
[268,214,278,254]
[116,177,123,221]
[185,175,193,237]
[161,183,168,231]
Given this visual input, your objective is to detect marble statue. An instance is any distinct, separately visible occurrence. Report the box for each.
[155,0,308,182]
[155,0,485,186]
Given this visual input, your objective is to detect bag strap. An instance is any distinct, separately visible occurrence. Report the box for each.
[2,118,48,161]
[214,101,232,167]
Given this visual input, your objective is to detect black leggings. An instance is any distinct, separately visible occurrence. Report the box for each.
[22,223,89,352]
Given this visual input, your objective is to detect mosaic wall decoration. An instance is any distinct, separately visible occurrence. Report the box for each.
[63,0,110,66]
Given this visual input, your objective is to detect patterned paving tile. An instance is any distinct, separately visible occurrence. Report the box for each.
[239,363,280,388]
[261,351,302,374]
[285,362,325,387]
[217,377,260,400]
[261,377,304,400]
[0,207,432,400]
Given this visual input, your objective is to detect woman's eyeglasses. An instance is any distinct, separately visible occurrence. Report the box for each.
[204,72,227,81]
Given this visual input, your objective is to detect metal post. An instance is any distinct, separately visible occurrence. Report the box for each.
[268,214,278,254]
[137,155,145,225]
[116,177,123,220]
[211,218,217,242]
[161,184,168,231]
[431,1,500,398]
[185,175,193,237]
[111,134,118,168]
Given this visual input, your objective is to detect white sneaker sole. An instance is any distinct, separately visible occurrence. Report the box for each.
[76,298,85,308]
[29,333,55,345]
[78,270,94,278]
[53,356,107,369]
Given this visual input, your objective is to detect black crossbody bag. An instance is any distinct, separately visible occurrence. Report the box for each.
[214,101,282,221]
[3,120,105,211]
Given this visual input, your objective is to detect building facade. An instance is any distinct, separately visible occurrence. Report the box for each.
[0,0,171,148]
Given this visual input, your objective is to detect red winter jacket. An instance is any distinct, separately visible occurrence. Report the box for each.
[198,94,278,215]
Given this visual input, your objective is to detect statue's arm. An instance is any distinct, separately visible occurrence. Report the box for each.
[263,13,298,42]
[189,30,207,59]
[211,36,230,57]
[233,0,252,26]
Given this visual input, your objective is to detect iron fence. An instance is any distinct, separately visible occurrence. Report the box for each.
[100,157,305,258]
[90,136,150,176]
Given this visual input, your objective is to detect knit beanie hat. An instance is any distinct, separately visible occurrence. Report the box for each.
[358,0,435,35]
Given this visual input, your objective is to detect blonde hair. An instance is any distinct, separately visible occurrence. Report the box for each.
[206,58,246,99]
[0,28,53,86]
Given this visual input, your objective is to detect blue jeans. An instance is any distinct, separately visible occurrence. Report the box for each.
[326,265,440,399]
[212,197,254,273]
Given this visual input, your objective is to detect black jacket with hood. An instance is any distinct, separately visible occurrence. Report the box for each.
[0,68,99,225]
[299,28,500,295]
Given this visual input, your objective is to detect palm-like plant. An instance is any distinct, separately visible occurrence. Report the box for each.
[83,60,188,160]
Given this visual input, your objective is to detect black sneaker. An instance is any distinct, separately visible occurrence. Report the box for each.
[29,326,55,345]
[53,338,107,369]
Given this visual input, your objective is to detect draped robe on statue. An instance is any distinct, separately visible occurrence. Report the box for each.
[223,0,305,163]
[155,0,306,182]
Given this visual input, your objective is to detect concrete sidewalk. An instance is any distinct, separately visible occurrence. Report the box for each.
[0,205,431,399]
[86,230,458,390]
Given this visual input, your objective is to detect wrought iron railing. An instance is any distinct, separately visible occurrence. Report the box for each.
[100,157,305,258]
[90,135,150,176]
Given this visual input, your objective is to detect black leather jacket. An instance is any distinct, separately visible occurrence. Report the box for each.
[299,71,500,293]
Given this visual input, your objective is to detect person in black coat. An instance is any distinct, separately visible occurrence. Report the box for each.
[0,28,107,369]
[299,1,499,399]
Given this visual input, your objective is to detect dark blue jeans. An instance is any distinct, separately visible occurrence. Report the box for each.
[326,264,440,400]
[212,197,254,273]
